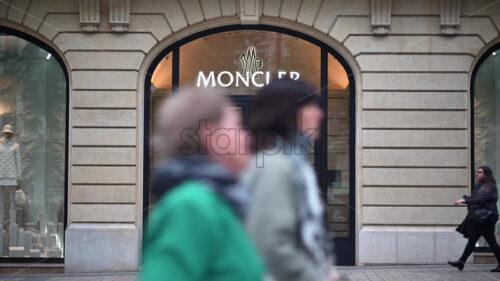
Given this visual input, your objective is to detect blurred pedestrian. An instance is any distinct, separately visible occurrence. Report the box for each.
[245,79,340,281]
[142,87,265,281]
[449,166,500,272]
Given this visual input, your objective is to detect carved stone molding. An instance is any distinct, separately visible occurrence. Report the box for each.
[371,0,391,35]
[109,0,130,32]
[440,0,461,35]
[240,0,259,24]
[79,0,100,32]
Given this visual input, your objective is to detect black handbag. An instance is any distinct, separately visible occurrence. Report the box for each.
[470,206,491,223]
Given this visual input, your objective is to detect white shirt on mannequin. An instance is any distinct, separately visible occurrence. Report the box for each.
[0,137,21,186]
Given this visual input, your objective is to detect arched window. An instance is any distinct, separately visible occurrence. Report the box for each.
[144,26,355,265]
[0,27,67,260]
[473,44,500,247]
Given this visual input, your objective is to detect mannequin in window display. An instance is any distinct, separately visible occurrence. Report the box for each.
[0,124,22,228]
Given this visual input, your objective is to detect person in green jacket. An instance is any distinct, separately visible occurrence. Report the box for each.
[142,87,265,281]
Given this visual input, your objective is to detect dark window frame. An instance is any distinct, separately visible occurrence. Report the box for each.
[0,25,69,264]
[143,25,357,265]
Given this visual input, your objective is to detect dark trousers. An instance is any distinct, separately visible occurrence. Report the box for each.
[460,216,500,263]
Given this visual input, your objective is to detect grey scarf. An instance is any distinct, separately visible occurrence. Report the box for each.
[152,155,251,219]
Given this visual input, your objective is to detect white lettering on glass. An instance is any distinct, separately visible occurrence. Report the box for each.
[290,71,300,80]
[217,71,234,87]
[195,46,302,88]
[251,71,264,87]
[235,72,250,87]
[196,71,216,87]
[196,71,302,88]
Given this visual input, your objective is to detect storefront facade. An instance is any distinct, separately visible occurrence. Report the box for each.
[0,0,499,273]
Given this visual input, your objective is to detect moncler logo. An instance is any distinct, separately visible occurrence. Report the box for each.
[239,46,263,76]
[196,46,299,88]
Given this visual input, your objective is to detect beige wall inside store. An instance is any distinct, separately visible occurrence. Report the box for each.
[0,0,499,270]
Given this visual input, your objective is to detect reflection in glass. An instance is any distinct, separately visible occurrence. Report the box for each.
[149,52,173,207]
[0,33,66,258]
[474,48,500,246]
[326,53,350,238]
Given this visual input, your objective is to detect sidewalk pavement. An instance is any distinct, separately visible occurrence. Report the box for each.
[337,264,500,281]
[1,265,500,281]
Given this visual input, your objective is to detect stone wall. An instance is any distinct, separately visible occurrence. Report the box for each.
[0,0,499,271]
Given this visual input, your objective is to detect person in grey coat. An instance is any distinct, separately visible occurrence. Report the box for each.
[244,79,340,281]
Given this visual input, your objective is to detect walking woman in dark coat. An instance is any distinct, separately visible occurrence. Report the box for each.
[448,166,500,272]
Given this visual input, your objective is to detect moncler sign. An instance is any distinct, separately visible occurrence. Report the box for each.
[239,46,263,76]
[196,46,300,88]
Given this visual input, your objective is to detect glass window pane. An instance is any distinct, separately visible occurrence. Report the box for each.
[149,52,173,207]
[148,31,355,241]
[326,53,350,238]
[474,48,500,247]
[0,33,66,258]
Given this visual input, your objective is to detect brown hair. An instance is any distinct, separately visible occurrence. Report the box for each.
[249,78,320,152]
[157,87,229,158]
[479,165,497,186]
